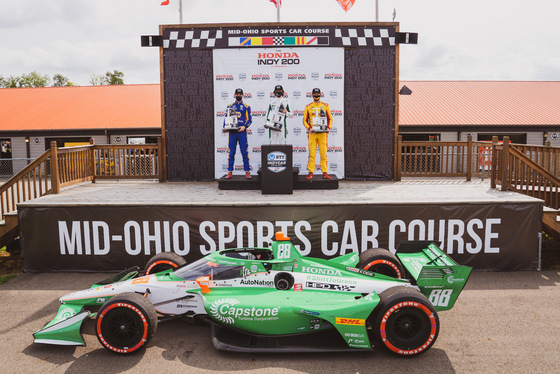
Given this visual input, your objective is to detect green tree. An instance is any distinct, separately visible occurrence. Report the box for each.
[17,71,50,87]
[105,70,124,85]
[0,72,50,88]
[89,70,124,86]
[52,74,75,87]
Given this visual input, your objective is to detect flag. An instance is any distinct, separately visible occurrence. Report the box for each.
[161,0,170,5]
[269,0,282,7]
[336,0,356,12]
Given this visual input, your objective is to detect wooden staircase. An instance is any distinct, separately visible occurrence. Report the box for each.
[0,212,19,254]
[542,207,560,241]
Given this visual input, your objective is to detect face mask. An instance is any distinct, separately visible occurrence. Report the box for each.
[313,95,321,101]
[235,95,243,101]
[275,91,283,97]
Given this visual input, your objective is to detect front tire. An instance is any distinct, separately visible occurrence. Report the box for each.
[96,292,158,354]
[144,252,186,275]
[371,286,439,356]
[357,248,405,278]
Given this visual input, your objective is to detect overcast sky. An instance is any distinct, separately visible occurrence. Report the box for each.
[2,0,559,86]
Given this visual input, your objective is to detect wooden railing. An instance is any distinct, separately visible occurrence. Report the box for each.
[0,139,163,219]
[396,135,494,180]
[492,137,560,209]
[0,149,56,219]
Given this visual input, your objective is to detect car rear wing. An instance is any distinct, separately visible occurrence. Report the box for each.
[396,241,472,311]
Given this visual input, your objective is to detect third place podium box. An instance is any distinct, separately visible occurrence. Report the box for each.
[261,145,293,194]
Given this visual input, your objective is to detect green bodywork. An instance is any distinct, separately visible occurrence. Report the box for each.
[34,237,471,350]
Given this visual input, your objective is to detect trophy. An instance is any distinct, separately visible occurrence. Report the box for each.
[311,107,329,133]
[223,107,240,132]
[264,103,285,132]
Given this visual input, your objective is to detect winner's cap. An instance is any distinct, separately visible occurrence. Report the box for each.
[235,88,243,94]
[274,85,283,91]
[312,88,321,95]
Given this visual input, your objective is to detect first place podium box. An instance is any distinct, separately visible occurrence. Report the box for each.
[261,145,293,194]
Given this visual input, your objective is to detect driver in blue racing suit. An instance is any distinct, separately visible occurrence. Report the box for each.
[223,88,252,179]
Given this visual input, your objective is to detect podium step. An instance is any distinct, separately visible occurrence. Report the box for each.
[217,171,339,191]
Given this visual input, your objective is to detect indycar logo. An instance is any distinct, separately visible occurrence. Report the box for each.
[336,318,365,326]
[306,281,355,292]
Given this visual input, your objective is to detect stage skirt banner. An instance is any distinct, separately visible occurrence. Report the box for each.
[20,201,541,272]
[213,47,345,178]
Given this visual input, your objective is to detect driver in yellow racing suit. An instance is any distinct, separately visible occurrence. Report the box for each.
[303,88,333,179]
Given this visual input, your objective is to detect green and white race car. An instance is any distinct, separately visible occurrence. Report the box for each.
[34,232,471,356]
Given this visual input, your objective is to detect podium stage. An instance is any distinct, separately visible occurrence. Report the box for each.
[18,179,543,272]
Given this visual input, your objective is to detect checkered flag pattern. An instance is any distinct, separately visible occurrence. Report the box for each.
[164,29,223,49]
[273,37,284,45]
[334,28,395,47]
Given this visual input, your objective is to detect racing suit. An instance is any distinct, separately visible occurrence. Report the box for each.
[303,100,332,174]
[224,100,252,172]
[266,96,293,144]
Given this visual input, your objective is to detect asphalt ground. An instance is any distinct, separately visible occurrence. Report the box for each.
[1,270,559,374]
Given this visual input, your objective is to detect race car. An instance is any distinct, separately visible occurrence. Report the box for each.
[33,232,471,356]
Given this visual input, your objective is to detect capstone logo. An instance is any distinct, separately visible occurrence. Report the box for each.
[447,276,465,284]
[292,90,301,99]
[275,72,283,81]
[293,127,302,136]
[257,128,266,136]
[257,91,266,99]
[288,73,306,80]
[324,73,342,80]
[311,72,320,80]
[210,297,279,324]
[252,74,270,81]
[216,74,234,81]
[221,91,229,100]
[329,163,338,171]
[239,73,247,81]
[329,90,338,98]
[330,127,338,135]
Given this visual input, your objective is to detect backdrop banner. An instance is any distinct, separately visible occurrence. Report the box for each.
[213,47,345,178]
[20,201,541,272]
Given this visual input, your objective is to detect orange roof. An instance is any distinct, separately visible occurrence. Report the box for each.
[399,81,560,126]
[0,84,161,131]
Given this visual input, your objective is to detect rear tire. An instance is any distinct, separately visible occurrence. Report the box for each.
[144,252,186,275]
[371,286,439,356]
[357,248,405,278]
[96,292,158,354]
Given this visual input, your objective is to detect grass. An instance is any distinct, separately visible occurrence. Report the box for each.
[0,245,22,286]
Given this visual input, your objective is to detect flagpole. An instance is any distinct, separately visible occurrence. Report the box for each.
[179,0,183,24]
[277,2,281,22]
[375,0,379,22]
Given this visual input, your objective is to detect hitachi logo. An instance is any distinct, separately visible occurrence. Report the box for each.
[301,267,342,276]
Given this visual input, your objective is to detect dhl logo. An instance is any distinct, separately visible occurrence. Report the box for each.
[335,318,365,326]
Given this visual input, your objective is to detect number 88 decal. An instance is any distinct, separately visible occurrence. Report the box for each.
[277,243,291,259]
[428,289,453,307]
